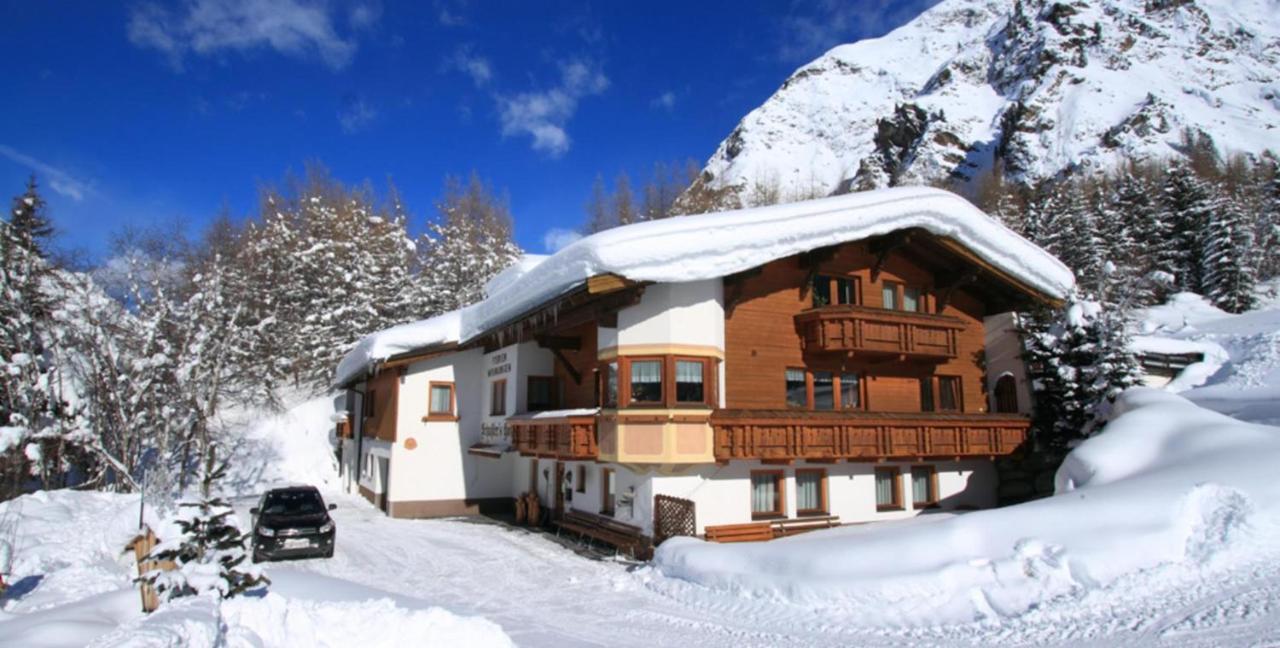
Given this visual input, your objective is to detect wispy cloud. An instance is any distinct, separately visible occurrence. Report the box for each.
[777,0,938,63]
[497,59,608,157]
[338,96,377,133]
[127,0,370,71]
[0,145,93,201]
[445,45,492,87]
[435,0,468,27]
[542,227,582,253]
[650,90,677,112]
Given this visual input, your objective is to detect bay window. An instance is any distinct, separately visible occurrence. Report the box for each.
[675,359,705,404]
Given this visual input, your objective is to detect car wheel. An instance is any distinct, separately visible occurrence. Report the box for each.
[324,546,334,559]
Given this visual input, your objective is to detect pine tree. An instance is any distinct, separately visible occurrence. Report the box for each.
[613,172,638,227]
[0,178,77,499]
[1201,186,1257,313]
[142,493,267,601]
[1021,296,1142,455]
[417,173,523,313]
[1162,162,1214,293]
[584,174,614,233]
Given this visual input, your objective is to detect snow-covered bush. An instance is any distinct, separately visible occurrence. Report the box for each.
[141,496,267,602]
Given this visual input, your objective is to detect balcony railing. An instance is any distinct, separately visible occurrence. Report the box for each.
[711,410,1029,462]
[507,412,599,460]
[795,305,965,359]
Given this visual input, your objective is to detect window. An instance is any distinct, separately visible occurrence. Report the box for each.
[527,376,556,412]
[575,465,586,493]
[750,471,784,518]
[911,466,937,508]
[675,359,706,404]
[812,275,859,307]
[882,281,899,310]
[875,468,902,511]
[603,362,619,408]
[812,371,834,410]
[938,376,962,411]
[903,287,922,312]
[840,373,861,409]
[796,469,827,515]
[994,375,1018,413]
[489,379,507,416]
[920,377,935,412]
[629,359,663,404]
[812,274,832,307]
[601,468,616,515]
[426,383,456,421]
[785,368,807,408]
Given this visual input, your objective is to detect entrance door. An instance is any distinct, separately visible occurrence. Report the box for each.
[377,456,391,514]
[554,462,566,520]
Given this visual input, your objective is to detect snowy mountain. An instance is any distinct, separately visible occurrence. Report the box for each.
[683,0,1280,209]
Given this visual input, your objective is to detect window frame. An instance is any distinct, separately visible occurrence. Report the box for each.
[601,362,619,409]
[575,464,586,494]
[794,468,829,516]
[910,465,939,509]
[919,377,936,412]
[811,370,836,411]
[838,371,865,410]
[993,375,1019,413]
[425,382,457,422]
[874,467,903,512]
[672,356,712,406]
[749,469,786,520]
[527,375,557,412]
[601,467,616,516]
[625,356,666,406]
[785,367,808,409]
[881,280,901,311]
[935,375,963,412]
[811,273,862,308]
[489,378,507,417]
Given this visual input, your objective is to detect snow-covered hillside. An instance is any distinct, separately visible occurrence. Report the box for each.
[684,0,1280,208]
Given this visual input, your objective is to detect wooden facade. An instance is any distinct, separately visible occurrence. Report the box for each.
[710,410,1029,462]
[508,414,599,460]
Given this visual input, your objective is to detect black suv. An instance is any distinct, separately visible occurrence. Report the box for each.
[250,486,337,562]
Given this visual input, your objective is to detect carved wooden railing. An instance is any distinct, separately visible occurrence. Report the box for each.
[795,305,966,359]
[711,410,1029,462]
[507,414,599,460]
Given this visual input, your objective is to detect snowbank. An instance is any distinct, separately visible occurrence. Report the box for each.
[653,389,1280,626]
[337,187,1074,384]
[0,491,514,648]
[222,394,342,495]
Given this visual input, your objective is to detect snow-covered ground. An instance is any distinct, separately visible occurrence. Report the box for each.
[5,289,1280,646]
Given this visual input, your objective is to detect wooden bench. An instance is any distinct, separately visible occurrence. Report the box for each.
[771,515,840,538]
[704,521,774,543]
[556,510,650,558]
[704,516,842,543]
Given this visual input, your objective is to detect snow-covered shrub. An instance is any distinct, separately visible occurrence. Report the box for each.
[141,496,267,602]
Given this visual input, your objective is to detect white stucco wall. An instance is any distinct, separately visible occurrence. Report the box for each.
[381,348,512,505]
[558,459,996,536]
[984,312,1033,414]
[616,279,725,349]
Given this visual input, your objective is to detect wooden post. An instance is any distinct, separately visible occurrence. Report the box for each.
[128,526,179,613]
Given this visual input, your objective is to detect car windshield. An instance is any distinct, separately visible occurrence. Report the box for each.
[262,490,325,516]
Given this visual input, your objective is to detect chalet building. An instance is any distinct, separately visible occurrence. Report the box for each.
[332,187,1074,547]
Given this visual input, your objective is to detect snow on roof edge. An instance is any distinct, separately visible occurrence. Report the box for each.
[335,187,1074,386]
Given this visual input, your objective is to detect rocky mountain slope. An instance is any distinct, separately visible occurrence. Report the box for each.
[682,0,1280,210]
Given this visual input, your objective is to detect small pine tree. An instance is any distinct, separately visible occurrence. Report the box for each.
[584,174,614,233]
[142,494,267,601]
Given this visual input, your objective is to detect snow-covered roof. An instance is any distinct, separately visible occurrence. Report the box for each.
[335,187,1074,386]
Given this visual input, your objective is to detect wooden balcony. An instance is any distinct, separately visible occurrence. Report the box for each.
[795,305,965,359]
[507,412,599,460]
[711,410,1029,462]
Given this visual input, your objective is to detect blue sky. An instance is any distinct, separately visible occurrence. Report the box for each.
[0,0,934,260]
